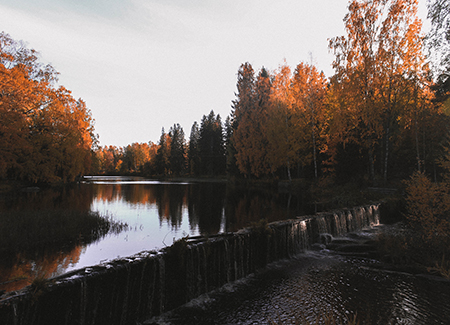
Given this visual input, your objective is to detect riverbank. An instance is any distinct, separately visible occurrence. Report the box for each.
[0,179,75,195]
[0,180,32,193]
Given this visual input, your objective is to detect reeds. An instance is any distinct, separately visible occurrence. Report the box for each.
[0,209,129,256]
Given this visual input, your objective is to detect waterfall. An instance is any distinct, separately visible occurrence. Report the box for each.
[0,204,381,325]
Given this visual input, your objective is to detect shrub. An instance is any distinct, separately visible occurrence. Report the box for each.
[403,172,450,242]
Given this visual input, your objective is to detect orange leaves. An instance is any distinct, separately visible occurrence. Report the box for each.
[231,61,328,179]
[0,32,95,183]
[404,172,450,241]
[93,142,159,175]
[327,0,433,182]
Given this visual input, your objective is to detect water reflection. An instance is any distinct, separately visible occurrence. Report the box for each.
[0,177,311,293]
[0,247,83,293]
[188,182,226,235]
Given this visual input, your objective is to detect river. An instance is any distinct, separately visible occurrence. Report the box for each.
[0,176,310,293]
[147,225,450,325]
[1,177,449,324]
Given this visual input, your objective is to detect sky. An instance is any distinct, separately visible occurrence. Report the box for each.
[1,0,430,147]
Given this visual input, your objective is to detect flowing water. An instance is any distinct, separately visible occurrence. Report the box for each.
[0,176,309,293]
[148,227,450,325]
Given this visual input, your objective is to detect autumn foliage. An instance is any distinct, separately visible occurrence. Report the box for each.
[4,0,449,185]
[226,0,450,185]
[92,112,226,177]
[90,0,450,184]
[404,172,450,241]
[0,32,95,183]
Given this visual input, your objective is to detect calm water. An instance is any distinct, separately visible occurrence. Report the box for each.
[0,176,309,292]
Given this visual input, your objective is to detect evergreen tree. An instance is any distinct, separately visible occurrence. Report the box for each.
[155,128,171,175]
[233,67,272,178]
[188,121,201,175]
[230,62,255,176]
[199,110,226,176]
[224,115,239,176]
[169,123,186,176]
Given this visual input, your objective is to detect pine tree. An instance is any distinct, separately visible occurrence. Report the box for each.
[199,111,225,176]
[188,121,201,176]
[169,123,186,176]
[155,128,171,175]
[230,62,255,176]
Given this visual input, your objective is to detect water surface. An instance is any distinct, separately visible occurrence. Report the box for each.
[0,176,309,292]
[150,231,450,325]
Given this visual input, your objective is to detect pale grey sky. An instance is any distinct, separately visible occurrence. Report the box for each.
[0,0,430,146]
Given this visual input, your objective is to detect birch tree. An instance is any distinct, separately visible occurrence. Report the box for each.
[329,0,429,184]
[265,64,297,181]
[292,62,327,178]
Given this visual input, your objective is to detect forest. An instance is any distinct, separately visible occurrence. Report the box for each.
[1,0,450,188]
[93,0,450,187]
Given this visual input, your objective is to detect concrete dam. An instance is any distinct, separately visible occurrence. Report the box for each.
[0,204,380,325]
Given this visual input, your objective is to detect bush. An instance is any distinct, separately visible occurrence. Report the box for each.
[403,172,450,242]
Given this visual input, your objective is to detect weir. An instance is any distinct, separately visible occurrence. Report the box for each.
[0,204,380,325]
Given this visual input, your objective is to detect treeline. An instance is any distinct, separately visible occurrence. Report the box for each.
[94,0,450,185]
[230,0,449,185]
[92,111,227,177]
[0,32,95,183]
[3,0,450,186]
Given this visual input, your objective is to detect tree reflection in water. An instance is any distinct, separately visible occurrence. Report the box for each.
[0,177,312,293]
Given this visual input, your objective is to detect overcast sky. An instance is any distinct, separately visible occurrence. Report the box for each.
[1,0,430,147]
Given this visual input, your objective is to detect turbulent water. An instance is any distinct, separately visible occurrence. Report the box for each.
[148,226,450,325]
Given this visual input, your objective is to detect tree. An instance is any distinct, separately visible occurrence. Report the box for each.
[427,0,450,81]
[122,142,153,173]
[248,68,272,177]
[329,0,429,184]
[154,128,171,175]
[404,171,450,241]
[169,123,186,176]
[199,111,225,176]
[232,67,272,178]
[0,31,58,84]
[265,63,298,181]
[188,121,201,176]
[0,32,95,182]
[291,62,328,178]
[230,62,256,176]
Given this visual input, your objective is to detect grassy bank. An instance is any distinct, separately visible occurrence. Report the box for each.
[0,209,129,258]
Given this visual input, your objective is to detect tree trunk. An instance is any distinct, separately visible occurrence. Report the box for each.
[311,105,318,179]
[286,157,292,182]
[415,105,421,172]
[384,125,389,184]
[369,145,375,186]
